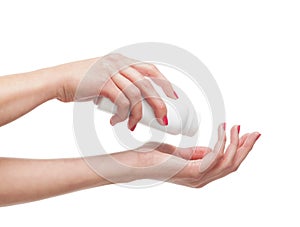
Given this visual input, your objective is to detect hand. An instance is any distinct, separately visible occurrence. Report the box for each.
[0,124,260,206]
[130,125,260,187]
[54,54,178,130]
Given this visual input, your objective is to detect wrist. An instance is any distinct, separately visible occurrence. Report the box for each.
[33,66,64,101]
[42,63,75,102]
[85,151,145,184]
[49,57,101,102]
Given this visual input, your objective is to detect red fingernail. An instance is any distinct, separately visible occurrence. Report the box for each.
[237,125,240,133]
[130,124,137,131]
[223,122,226,130]
[256,133,261,140]
[163,115,168,125]
[174,91,179,99]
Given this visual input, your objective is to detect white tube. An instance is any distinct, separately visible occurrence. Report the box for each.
[96,83,199,137]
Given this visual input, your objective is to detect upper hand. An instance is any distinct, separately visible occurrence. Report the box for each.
[55,54,178,130]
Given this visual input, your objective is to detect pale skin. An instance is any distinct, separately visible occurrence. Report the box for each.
[0,54,261,206]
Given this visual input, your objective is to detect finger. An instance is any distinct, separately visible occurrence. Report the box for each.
[120,67,168,126]
[131,63,177,99]
[213,122,227,156]
[100,79,130,126]
[199,123,226,172]
[111,73,143,130]
[239,133,249,147]
[199,132,260,188]
[234,132,261,168]
[222,125,240,168]
[202,125,240,179]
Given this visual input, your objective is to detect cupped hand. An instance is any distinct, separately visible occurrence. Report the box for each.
[134,124,260,188]
[55,54,177,130]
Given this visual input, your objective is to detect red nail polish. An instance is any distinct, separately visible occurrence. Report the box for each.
[130,124,137,131]
[174,91,179,99]
[223,122,226,130]
[163,115,168,125]
[237,125,240,133]
[256,133,261,140]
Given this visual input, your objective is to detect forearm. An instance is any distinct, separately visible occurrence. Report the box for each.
[0,68,60,126]
[0,57,100,126]
[0,151,140,207]
[0,157,106,206]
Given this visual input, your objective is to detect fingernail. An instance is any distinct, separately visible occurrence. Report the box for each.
[130,124,137,131]
[162,115,168,125]
[174,91,179,99]
[223,122,226,130]
[237,125,240,133]
[256,133,261,140]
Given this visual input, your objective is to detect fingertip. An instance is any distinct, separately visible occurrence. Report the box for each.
[218,122,226,140]
[163,89,177,99]
[110,115,121,126]
[157,115,168,126]
[255,132,261,141]
[231,125,240,134]
[173,91,179,99]
[163,115,168,126]
[110,117,115,126]
[128,116,139,131]
[130,124,137,131]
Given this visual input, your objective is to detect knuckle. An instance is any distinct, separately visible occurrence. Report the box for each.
[232,167,238,172]
[153,100,167,112]
[222,162,236,174]
[196,183,205,189]
[130,87,142,100]
[191,184,198,189]
[148,64,158,72]
[225,160,234,170]
[217,152,224,160]
[119,98,130,108]
[106,53,123,60]
[139,79,153,90]
[117,112,128,121]
[232,163,239,172]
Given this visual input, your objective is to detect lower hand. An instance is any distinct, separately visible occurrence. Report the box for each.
[114,125,260,187]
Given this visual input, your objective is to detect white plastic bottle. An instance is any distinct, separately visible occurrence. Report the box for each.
[96,83,199,137]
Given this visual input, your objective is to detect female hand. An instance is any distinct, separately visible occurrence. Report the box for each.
[54,54,178,130]
[129,125,261,187]
[0,124,260,206]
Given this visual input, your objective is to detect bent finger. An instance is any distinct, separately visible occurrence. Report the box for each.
[111,73,143,130]
[234,132,261,168]
[120,67,168,125]
[100,80,130,126]
[222,125,240,167]
[131,63,177,99]
[199,123,226,172]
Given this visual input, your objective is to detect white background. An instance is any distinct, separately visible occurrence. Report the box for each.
[0,0,299,226]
